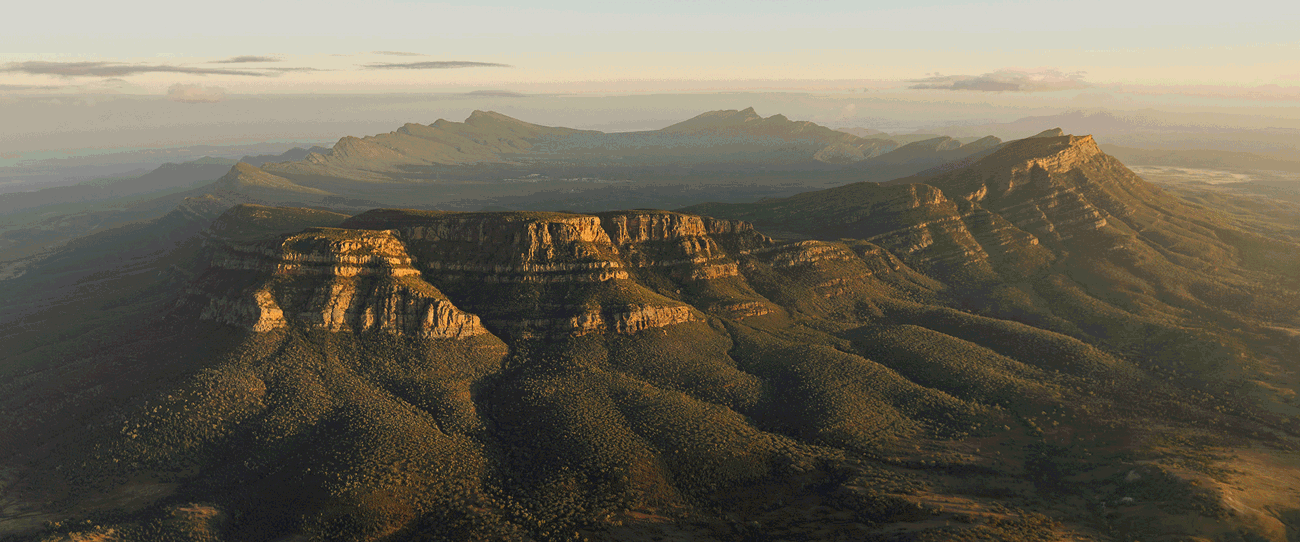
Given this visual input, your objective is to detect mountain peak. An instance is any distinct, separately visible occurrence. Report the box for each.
[1030,127,1065,138]
[465,109,522,125]
[903,136,963,152]
[973,132,1100,169]
[661,107,768,132]
[218,162,332,195]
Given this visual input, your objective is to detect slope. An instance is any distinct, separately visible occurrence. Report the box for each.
[2,187,1298,542]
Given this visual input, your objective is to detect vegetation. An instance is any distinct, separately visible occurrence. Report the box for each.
[2,133,1300,542]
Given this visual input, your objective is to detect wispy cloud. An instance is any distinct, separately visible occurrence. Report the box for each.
[0,84,62,90]
[363,61,512,70]
[465,89,526,97]
[2,61,271,77]
[210,55,280,64]
[910,69,1089,92]
[166,84,226,103]
[257,67,326,73]
[372,51,426,57]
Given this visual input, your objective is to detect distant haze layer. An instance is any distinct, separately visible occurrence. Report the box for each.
[5,90,1300,157]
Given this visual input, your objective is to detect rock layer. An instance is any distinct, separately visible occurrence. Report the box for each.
[192,226,486,339]
[190,209,780,339]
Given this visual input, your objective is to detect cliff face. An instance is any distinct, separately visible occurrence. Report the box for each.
[190,226,487,339]
[190,208,784,340]
[689,133,1245,285]
[600,211,771,280]
[192,204,953,341]
[911,135,1132,244]
[686,178,1053,284]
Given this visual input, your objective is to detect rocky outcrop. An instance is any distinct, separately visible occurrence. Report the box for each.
[347,210,629,283]
[487,303,701,339]
[192,227,487,339]
[197,286,287,333]
[910,134,1162,246]
[599,210,772,281]
[752,240,860,269]
[189,207,782,340]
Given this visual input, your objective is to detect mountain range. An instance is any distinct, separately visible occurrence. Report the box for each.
[0,111,1298,541]
[0,110,999,268]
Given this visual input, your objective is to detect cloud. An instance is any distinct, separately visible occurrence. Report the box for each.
[166,84,226,103]
[465,89,526,97]
[0,84,61,91]
[363,61,512,70]
[2,61,270,77]
[210,55,280,64]
[910,69,1089,92]
[257,67,326,73]
[372,51,426,56]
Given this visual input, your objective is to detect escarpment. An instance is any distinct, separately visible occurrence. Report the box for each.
[904,135,1173,245]
[190,226,487,339]
[691,133,1241,283]
[346,210,628,283]
[190,205,951,341]
[686,180,1053,283]
[599,210,772,280]
[189,208,795,340]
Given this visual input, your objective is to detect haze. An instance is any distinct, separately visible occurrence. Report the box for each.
[3,0,1299,182]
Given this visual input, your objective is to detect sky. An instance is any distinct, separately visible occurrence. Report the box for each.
[4,0,1300,94]
[3,0,1300,161]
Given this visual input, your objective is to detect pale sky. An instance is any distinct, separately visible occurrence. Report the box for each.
[4,0,1300,94]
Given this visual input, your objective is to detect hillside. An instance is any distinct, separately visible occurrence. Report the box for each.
[256,108,902,185]
[0,109,1005,287]
[1,130,1299,541]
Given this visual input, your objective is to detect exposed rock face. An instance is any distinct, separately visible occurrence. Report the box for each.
[755,240,861,269]
[396,213,626,282]
[192,227,486,339]
[190,208,778,339]
[197,286,287,333]
[600,210,772,281]
[189,203,966,341]
[486,303,701,338]
[692,135,1197,283]
[806,182,1050,282]
[214,228,420,277]
[908,135,1179,247]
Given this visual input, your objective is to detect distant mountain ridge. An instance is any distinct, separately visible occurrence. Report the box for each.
[934,109,1300,158]
[201,109,1011,214]
[259,107,902,182]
